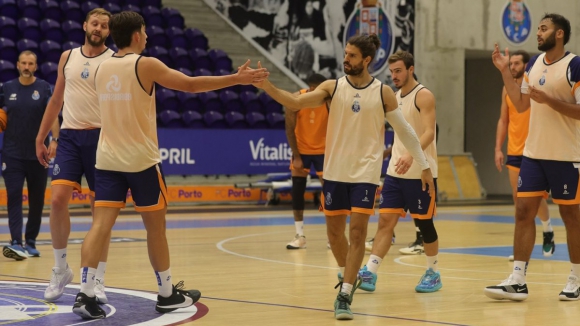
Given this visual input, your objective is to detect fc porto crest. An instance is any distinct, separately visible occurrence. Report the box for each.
[501,0,532,45]
[343,0,395,76]
[352,100,361,113]
[32,90,40,100]
[81,67,90,79]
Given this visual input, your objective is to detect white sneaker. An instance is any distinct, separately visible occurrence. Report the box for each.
[95,279,108,304]
[365,238,374,252]
[559,275,580,301]
[508,255,514,261]
[286,234,306,249]
[399,241,424,255]
[44,266,74,302]
[484,274,528,301]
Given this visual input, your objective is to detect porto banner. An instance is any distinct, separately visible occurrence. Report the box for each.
[204,0,415,87]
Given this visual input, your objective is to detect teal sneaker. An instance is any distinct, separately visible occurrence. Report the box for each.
[337,272,343,282]
[358,266,377,292]
[334,292,353,320]
[415,268,442,293]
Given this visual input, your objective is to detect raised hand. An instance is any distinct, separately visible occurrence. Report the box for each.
[236,60,269,85]
[491,43,510,71]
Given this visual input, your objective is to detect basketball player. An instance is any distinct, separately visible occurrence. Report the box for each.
[359,50,441,293]
[71,11,269,319]
[285,73,327,249]
[35,8,114,303]
[252,34,434,320]
[485,13,580,301]
[494,49,554,261]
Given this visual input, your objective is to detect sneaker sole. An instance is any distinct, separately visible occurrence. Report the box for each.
[286,245,307,249]
[44,271,74,302]
[415,283,442,293]
[559,293,580,301]
[2,247,27,260]
[156,291,201,313]
[483,288,528,301]
[335,312,353,320]
[359,284,376,292]
[73,305,106,319]
[399,249,424,255]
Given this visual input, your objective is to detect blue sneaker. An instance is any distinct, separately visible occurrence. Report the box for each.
[25,240,40,257]
[415,268,442,293]
[3,241,28,261]
[334,292,353,320]
[358,266,377,292]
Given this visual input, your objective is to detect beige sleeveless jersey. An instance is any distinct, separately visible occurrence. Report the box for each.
[522,52,580,161]
[94,54,158,172]
[323,76,385,185]
[61,47,114,129]
[387,84,438,179]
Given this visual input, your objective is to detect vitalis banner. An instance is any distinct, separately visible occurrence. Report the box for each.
[204,0,414,86]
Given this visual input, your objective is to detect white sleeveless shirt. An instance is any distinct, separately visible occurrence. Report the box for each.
[387,84,438,179]
[94,54,159,172]
[323,76,385,185]
[61,47,114,129]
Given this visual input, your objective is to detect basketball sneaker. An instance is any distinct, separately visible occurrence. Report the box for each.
[399,238,424,255]
[559,275,580,301]
[72,292,106,319]
[3,242,28,260]
[484,274,528,301]
[364,238,374,252]
[415,268,442,293]
[334,292,353,320]
[25,240,40,257]
[156,281,201,313]
[44,265,74,302]
[94,279,108,304]
[358,265,378,292]
[286,234,306,249]
[542,231,555,257]
[508,255,514,261]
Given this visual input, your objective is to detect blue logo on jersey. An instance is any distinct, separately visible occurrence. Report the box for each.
[352,100,361,113]
[81,67,90,79]
[32,90,40,100]
[539,75,546,85]
[501,0,532,45]
[343,3,395,76]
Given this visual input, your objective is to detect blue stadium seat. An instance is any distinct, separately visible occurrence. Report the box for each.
[143,0,162,7]
[178,92,203,112]
[193,68,212,77]
[40,1,61,22]
[167,26,187,49]
[190,48,212,71]
[169,47,192,70]
[184,28,208,50]
[40,19,64,43]
[40,62,58,84]
[62,20,85,45]
[146,25,168,48]
[0,0,18,19]
[220,90,243,113]
[40,40,62,64]
[0,37,18,63]
[142,6,163,27]
[203,110,226,128]
[122,4,141,14]
[266,112,285,129]
[81,1,100,14]
[158,109,182,128]
[62,41,81,51]
[16,38,38,54]
[102,2,121,14]
[181,110,205,128]
[19,0,42,21]
[240,91,264,114]
[199,91,222,112]
[61,1,84,23]
[17,18,41,43]
[0,60,18,83]
[239,84,257,94]
[260,91,283,114]
[0,16,18,41]
[148,46,172,67]
[245,111,268,129]
[156,88,180,112]
[178,67,193,77]
[225,111,248,129]
[208,49,233,72]
[161,7,184,29]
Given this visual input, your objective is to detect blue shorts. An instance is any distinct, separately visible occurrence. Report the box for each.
[506,155,523,170]
[322,179,377,216]
[290,154,324,176]
[518,156,580,204]
[94,164,168,212]
[379,175,437,219]
[51,129,100,193]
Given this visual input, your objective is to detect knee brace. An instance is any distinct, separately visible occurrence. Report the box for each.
[415,218,438,244]
[291,177,307,210]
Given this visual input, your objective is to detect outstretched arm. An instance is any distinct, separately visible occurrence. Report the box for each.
[260,79,333,111]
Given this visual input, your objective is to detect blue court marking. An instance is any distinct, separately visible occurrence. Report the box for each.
[440,244,568,261]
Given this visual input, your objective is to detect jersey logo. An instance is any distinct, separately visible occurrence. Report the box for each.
[84,62,90,66]
[106,75,121,92]
[352,100,361,113]
[81,67,89,79]
[32,90,40,100]
[9,93,16,101]
[53,164,60,175]
[539,75,546,86]
[354,93,361,98]
[325,192,332,206]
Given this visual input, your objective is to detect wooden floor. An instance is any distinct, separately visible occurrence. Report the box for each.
[1,203,578,325]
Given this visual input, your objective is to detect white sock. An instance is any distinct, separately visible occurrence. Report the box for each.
[541,218,553,232]
[366,255,382,274]
[340,282,353,295]
[54,248,67,270]
[427,255,439,272]
[339,266,345,276]
[415,226,420,232]
[295,221,304,236]
[155,269,173,297]
[80,267,96,296]
[513,261,527,283]
[95,262,107,284]
[571,264,580,278]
